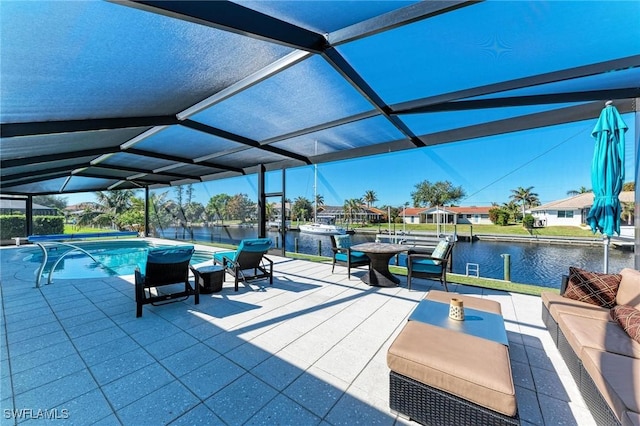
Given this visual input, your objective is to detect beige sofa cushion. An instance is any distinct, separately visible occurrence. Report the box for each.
[425,289,502,315]
[542,291,612,323]
[581,347,640,422]
[557,313,640,360]
[387,320,516,417]
[622,410,640,426]
[617,268,640,310]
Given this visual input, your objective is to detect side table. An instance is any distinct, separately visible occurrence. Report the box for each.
[190,265,224,294]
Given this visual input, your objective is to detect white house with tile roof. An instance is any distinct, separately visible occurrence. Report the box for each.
[400,206,493,225]
[530,191,635,229]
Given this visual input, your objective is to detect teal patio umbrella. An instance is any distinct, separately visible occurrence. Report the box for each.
[585,101,628,273]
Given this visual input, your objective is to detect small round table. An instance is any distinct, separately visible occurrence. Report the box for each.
[350,242,407,287]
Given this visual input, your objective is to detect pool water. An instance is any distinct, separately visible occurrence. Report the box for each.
[25,241,213,280]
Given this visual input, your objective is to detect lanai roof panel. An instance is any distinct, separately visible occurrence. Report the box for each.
[191,55,375,143]
[337,1,640,105]
[0,0,293,123]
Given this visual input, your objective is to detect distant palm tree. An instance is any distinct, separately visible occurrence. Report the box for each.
[77,190,136,230]
[510,186,540,222]
[343,198,363,227]
[266,202,275,221]
[315,194,324,209]
[566,186,591,196]
[363,190,378,208]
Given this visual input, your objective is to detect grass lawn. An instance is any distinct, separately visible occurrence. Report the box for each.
[354,223,597,238]
[63,225,113,234]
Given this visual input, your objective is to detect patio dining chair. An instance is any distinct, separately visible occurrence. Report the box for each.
[134,245,197,317]
[407,239,455,291]
[330,234,370,279]
[213,238,273,291]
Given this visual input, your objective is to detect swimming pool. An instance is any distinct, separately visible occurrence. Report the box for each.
[24,240,214,280]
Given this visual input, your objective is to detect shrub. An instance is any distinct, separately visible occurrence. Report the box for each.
[523,214,535,230]
[489,207,509,226]
[0,215,64,239]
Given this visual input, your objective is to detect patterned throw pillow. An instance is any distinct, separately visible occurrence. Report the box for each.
[563,266,621,308]
[334,235,351,249]
[431,240,449,259]
[610,305,640,344]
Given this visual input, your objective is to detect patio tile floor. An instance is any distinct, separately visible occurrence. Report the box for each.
[0,242,596,425]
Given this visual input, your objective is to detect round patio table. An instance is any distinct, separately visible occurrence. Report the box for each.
[350,242,407,287]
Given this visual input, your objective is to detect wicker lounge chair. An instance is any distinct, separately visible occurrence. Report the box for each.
[213,238,273,291]
[330,234,370,279]
[406,239,454,291]
[134,245,197,317]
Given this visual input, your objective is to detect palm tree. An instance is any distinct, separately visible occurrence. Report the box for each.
[77,190,136,230]
[363,190,378,208]
[566,186,591,196]
[509,186,540,222]
[343,198,363,227]
[265,202,276,221]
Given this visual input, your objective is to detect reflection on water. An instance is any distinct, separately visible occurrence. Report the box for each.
[158,226,635,289]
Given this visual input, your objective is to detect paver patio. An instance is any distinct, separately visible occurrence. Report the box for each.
[0,241,596,425]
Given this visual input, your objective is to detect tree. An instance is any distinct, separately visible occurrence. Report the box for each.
[184,202,205,223]
[77,190,136,230]
[566,186,591,196]
[206,194,231,224]
[292,196,313,222]
[509,186,540,222]
[315,193,325,209]
[226,194,255,222]
[149,191,173,233]
[501,200,521,223]
[343,198,363,226]
[363,190,378,208]
[411,180,465,207]
[266,202,276,221]
[118,197,145,232]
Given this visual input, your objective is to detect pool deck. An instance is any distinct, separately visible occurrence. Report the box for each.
[0,240,596,425]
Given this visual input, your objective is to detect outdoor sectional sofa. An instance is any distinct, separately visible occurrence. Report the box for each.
[541,267,640,426]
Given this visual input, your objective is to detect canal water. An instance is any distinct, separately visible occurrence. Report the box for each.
[156,226,635,289]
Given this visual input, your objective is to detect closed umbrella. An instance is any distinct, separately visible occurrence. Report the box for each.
[586,101,627,273]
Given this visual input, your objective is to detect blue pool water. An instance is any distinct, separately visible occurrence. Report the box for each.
[24,241,213,280]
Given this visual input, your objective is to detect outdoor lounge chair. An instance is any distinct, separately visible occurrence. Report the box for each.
[213,238,273,291]
[134,245,198,317]
[330,234,370,279]
[407,239,455,291]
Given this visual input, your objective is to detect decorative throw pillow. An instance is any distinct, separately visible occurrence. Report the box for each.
[334,235,351,249]
[610,304,640,344]
[431,240,449,259]
[563,266,621,308]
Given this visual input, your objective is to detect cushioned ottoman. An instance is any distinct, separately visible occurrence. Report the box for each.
[425,289,503,315]
[387,320,518,425]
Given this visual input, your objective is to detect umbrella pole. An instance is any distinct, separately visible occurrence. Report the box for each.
[603,235,610,274]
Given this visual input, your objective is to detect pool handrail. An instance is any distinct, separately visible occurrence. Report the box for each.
[29,231,137,288]
[33,242,106,288]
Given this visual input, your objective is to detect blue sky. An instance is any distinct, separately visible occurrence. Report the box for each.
[65,112,636,209]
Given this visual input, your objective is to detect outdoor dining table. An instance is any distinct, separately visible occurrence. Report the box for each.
[350,242,407,287]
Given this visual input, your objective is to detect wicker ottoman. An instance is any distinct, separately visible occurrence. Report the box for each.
[387,292,519,425]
